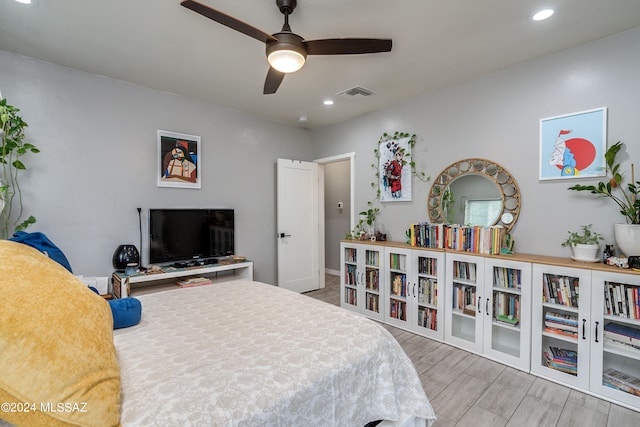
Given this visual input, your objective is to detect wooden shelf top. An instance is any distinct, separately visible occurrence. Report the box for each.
[341,240,640,276]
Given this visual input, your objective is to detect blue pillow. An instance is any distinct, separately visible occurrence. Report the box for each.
[88,286,142,329]
[9,231,73,273]
[108,297,142,329]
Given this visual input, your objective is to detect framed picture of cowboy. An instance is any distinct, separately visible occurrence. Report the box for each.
[157,130,201,189]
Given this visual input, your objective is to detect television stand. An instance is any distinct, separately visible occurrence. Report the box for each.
[111,260,254,298]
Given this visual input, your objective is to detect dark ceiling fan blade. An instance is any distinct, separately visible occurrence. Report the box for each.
[181,0,277,44]
[304,38,392,55]
[263,67,286,94]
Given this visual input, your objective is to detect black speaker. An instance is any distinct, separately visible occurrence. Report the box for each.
[112,244,140,274]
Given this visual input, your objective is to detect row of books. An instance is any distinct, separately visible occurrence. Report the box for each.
[389,253,407,270]
[344,265,357,287]
[603,368,640,397]
[391,273,407,297]
[453,260,477,282]
[365,293,379,313]
[176,277,212,288]
[542,274,579,308]
[604,322,640,353]
[544,311,578,339]
[389,299,407,321]
[417,277,438,306]
[365,268,379,291]
[365,250,380,267]
[452,284,476,316]
[418,307,437,331]
[344,248,357,263]
[417,256,438,276]
[542,345,578,376]
[344,288,357,306]
[604,281,640,320]
[494,292,520,325]
[493,266,522,289]
[409,222,506,255]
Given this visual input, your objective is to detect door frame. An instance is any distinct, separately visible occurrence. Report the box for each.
[314,152,356,276]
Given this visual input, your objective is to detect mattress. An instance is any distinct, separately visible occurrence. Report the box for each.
[113,280,436,426]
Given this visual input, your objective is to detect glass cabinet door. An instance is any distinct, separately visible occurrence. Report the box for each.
[385,247,411,328]
[412,249,445,340]
[445,253,484,353]
[531,264,591,390]
[362,247,383,320]
[483,259,531,371]
[591,270,640,408]
[340,242,384,321]
[341,244,359,310]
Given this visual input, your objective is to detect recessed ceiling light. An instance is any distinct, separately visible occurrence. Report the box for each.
[323,100,334,106]
[532,9,554,21]
[15,0,32,4]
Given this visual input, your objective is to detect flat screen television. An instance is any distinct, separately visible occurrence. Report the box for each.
[148,208,234,265]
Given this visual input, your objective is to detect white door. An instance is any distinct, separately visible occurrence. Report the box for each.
[277,159,321,292]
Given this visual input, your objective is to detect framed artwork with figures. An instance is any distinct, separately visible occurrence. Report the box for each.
[157,130,201,189]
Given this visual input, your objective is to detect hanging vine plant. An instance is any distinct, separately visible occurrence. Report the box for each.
[346,131,429,240]
[0,98,38,239]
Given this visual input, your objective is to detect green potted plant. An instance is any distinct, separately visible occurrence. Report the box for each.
[561,224,603,262]
[0,97,38,239]
[568,141,640,257]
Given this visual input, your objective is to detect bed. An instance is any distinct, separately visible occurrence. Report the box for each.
[0,240,435,426]
[114,280,435,426]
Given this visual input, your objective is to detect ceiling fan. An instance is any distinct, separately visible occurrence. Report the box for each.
[181,0,392,94]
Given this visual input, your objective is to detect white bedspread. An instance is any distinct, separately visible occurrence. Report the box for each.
[113,281,435,426]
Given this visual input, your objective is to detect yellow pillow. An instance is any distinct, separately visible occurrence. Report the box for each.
[0,240,121,427]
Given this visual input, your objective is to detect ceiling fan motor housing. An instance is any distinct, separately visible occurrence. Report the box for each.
[267,32,306,57]
[276,0,297,14]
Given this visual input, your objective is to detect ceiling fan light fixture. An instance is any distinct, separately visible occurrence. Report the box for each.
[266,32,307,73]
[268,49,306,73]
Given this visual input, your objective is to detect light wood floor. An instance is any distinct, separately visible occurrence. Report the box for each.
[304,274,640,427]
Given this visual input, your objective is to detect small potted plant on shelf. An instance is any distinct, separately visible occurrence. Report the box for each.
[568,141,640,256]
[561,224,603,262]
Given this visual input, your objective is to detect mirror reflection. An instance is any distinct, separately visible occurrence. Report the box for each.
[427,158,520,231]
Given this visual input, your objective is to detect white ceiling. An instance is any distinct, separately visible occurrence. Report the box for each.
[2,0,640,129]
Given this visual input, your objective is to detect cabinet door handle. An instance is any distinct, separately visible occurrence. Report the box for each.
[413,283,416,298]
[595,321,599,343]
[486,298,490,316]
[478,296,482,314]
[582,318,587,340]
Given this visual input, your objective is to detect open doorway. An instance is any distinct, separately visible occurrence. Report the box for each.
[314,153,355,276]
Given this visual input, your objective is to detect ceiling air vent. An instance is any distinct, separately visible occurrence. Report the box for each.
[337,86,375,101]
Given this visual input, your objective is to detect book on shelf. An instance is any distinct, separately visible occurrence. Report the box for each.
[462,304,476,317]
[176,277,213,288]
[542,345,578,375]
[496,314,519,326]
[409,222,505,255]
[603,368,640,397]
[604,282,640,320]
[542,274,579,307]
[603,323,640,351]
[544,311,578,335]
[544,327,578,339]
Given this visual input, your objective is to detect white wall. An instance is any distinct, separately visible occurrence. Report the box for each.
[312,27,640,258]
[0,51,313,283]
